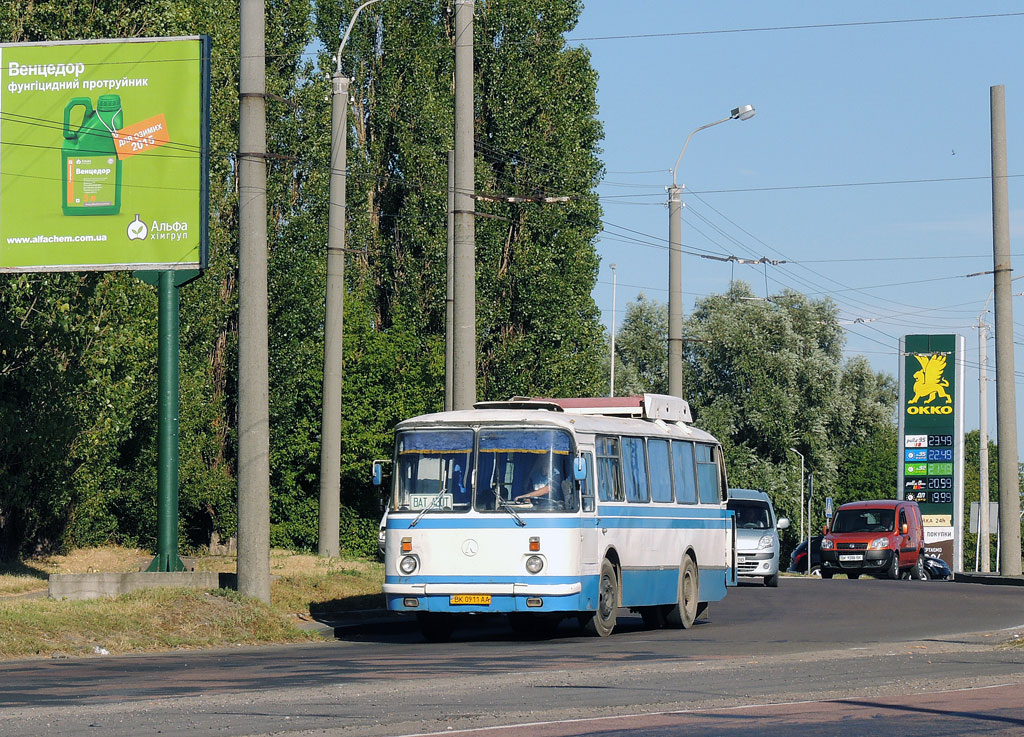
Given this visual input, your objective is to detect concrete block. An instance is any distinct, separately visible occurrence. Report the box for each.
[48,572,237,601]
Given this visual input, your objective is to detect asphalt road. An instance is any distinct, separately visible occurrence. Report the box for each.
[1,577,1022,737]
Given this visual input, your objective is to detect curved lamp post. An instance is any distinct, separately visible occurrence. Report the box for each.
[320,0,386,557]
[667,105,755,398]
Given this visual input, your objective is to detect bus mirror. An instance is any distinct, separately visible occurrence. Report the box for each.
[573,456,587,480]
[372,461,383,486]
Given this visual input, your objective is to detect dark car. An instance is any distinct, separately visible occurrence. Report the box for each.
[922,555,951,580]
[788,535,823,575]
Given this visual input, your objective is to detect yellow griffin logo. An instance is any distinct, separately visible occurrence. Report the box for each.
[908,354,951,406]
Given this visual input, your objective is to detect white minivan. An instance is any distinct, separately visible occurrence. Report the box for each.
[727,489,789,587]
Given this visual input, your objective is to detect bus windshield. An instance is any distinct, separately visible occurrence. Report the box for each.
[476,428,577,512]
[392,430,473,513]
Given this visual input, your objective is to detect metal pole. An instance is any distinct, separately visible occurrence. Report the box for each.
[318,72,349,558]
[667,186,683,397]
[978,316,990,571]
[990,85,1022,576]
[452,0,476,410]
[146,271,186,572]
[445,150,455,411]
[237,0,271,602]
[788,447,805,571]
[609,263,617,397]
[807,472,813,576]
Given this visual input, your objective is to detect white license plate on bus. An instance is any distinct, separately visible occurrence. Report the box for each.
[839,554,863,562]
[450,594,491,605]
[410,494,453,510]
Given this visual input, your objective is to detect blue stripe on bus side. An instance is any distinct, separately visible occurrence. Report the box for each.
[385,568,731,612]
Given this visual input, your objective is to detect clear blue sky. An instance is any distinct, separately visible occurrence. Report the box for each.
[575,2,1023,448]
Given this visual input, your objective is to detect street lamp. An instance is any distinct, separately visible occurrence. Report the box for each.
[320,0,386,558]
[667,105,755,398]
[788,447,809,576]
[609,263,617,397]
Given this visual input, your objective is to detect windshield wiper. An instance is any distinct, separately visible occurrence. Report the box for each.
[494,488,526,527]
[411,466,450,528]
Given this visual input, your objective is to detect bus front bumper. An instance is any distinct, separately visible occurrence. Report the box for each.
[384,581,586,613]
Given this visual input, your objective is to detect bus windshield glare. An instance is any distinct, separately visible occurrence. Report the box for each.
[391,428,577,513]
[393,430,474,512]
[476,428,577,512]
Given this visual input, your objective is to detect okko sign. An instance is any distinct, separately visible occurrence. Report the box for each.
[0,36,210,272]
[897,334,966,571]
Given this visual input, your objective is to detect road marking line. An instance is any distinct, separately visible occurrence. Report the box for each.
[390,682,1022,737]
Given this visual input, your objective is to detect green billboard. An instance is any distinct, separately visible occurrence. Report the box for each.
[0,36,209,272]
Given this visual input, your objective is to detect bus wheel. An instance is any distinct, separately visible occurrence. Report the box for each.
[666,555,698,629]
[581,558,619,637]
[417,613,454,643]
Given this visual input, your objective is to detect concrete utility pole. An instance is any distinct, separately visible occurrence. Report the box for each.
[319,0,385,558]
[452,0,476,410]
[667,106,755,398]
[237,0,271,603]
[989,84,1022,576]
[978,315,990,571]
[609,263,617,397]
[446,150,455,411]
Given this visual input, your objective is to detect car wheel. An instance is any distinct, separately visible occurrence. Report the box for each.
[820,570,833,579]
[581,558,619,637]
[911,554,927,580]
[809,566,822,577]
[764,573,779,587]
[887,553,901,580]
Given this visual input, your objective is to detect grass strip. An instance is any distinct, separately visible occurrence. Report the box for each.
[0,587,317,659]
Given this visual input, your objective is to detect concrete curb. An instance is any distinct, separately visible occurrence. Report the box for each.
[953,572,1024,587]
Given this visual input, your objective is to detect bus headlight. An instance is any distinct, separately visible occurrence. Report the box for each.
[525,555,544,574]
[399,555,419,574]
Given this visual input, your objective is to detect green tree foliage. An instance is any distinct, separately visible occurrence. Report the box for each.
[0,1,244,558]
[613,293,667,395]
[680,282,897,545]
[298,0,607,543]
[0,0,609,558]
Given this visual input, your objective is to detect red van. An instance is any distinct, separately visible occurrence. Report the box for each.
[819,500,924,580]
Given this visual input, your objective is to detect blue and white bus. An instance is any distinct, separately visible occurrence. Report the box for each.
[375,394,737,641]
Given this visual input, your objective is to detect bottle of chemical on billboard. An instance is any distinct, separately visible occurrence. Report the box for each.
[61,94,123,216]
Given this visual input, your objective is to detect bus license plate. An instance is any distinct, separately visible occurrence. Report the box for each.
[450,594,491,605]
[839,554,863,562]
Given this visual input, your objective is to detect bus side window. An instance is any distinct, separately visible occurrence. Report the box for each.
[622,436,649,503]
[696,443,722,504]
[673,440,698,504]
[648,438,673,503]
[596,435,624,502]
[582,453,596,512]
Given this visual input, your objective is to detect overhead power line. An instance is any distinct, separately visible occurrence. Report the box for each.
[568,12,1024,42]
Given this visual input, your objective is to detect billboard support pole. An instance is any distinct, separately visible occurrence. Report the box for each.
[137,270,198,572]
